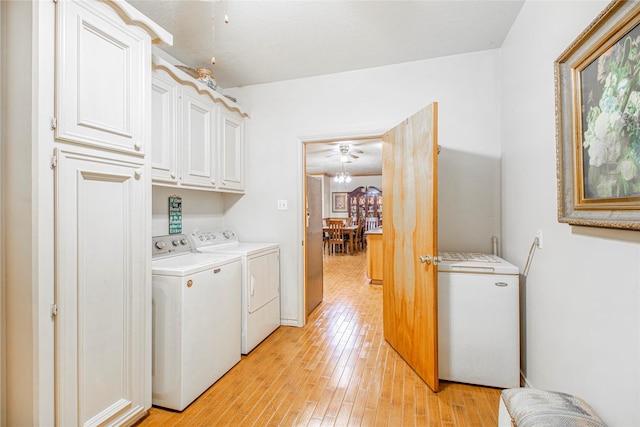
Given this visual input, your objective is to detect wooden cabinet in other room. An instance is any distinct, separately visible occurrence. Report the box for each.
[349,186,382,222]
[366,231,383,284]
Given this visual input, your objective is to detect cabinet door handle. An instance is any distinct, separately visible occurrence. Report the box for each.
[250,275,256,296]
[419,255,431,264]
[134,169,142,179]
[170,172,176,179]
[134,141,142,151]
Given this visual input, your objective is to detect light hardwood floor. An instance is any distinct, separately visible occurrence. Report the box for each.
[136,251,501,426]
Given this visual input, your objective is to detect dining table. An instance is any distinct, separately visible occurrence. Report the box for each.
[322,224,358,254]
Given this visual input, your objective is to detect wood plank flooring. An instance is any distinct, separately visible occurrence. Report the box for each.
[136,251,501,426]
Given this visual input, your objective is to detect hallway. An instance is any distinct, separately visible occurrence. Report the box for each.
[138,251,501,426]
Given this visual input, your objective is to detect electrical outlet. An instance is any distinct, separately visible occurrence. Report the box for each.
[277,200,288,210]
[536,229,543,249]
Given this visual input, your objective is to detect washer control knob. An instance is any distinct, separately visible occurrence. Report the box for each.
[172,240,179,246]
[180,238,188,245]
[155,241,166,250]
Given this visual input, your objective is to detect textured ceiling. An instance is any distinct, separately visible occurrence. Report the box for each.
[128,0,524,176]
[129,0,524,89]
[306,139,383,177]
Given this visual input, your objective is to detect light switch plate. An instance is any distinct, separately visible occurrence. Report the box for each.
[277,200,288,210]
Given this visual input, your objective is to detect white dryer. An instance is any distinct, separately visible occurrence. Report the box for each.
[437,252,520,388]
[190,230,280,354]
[151,234,242,411]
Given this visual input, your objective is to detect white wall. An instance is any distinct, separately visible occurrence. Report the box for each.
[2,1,56,425]
[501,1,639,425]
[152,186,225,236]
[224,49,503,325]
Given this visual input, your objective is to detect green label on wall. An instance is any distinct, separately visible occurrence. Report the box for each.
[169,196,182,234]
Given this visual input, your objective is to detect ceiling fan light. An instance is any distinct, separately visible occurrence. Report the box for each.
[340,154,348,162]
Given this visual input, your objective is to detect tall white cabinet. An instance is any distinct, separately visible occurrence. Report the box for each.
[151,55,249,193]
[53,1,171,425]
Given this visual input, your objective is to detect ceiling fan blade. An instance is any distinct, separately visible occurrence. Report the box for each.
[349,153,360,159]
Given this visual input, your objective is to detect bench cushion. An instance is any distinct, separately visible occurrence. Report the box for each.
[500,388,607,427]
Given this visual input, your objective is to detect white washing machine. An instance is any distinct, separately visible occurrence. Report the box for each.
[151,234,242,411]
[190,229,280,354]
[437,252,520,388]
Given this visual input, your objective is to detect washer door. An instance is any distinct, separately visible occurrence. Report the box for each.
[247,251,280,313]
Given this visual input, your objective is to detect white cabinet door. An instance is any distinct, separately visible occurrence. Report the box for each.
[55,0,148,156]
[54,148,149,426]
[181,86,217,188]
[219,108,245,192]
[151,71,179,184]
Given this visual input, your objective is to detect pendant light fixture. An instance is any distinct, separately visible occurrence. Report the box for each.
[334,162,352,184]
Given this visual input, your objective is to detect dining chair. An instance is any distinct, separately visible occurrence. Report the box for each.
[354,219,365,252]
[328,221,347,255]
[365,217,379,231]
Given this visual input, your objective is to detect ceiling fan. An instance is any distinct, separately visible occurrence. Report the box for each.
[325,143,364,161]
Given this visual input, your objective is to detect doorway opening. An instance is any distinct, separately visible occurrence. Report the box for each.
[301,133,384,321]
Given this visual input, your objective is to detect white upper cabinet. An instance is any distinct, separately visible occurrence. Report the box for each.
[150,55,249,193]
[181,85,217,188]
[151,71,179,184]
[55,0,170,155]
[219,108,246,191]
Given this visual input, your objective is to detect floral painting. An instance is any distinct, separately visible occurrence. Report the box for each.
[581,22,640,200]
[556,0,640,230]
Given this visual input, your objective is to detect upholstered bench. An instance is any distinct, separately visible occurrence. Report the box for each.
[498,388,607,427]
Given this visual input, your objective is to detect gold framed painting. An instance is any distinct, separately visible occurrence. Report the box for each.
[332,192,347,212]
[555,0,640,230]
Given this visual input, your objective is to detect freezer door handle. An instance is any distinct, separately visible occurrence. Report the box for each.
[495,282,509,287]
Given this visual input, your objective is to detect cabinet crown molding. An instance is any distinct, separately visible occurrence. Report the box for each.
[106,0,173,46]
[152,55,250,118]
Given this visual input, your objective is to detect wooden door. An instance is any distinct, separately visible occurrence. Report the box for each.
[305,176,324,315]
[382,103,439,392]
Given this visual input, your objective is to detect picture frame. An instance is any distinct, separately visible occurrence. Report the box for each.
[332,192,348,212]
[555,0,640,230]
[169,195,182,234]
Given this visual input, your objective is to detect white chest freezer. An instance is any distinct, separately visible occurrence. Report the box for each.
[438,252,520,388]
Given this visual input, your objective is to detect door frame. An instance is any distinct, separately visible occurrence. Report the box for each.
[298,130,386,325]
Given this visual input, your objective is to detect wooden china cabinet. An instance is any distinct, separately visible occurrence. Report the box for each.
[348,186,383,223]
